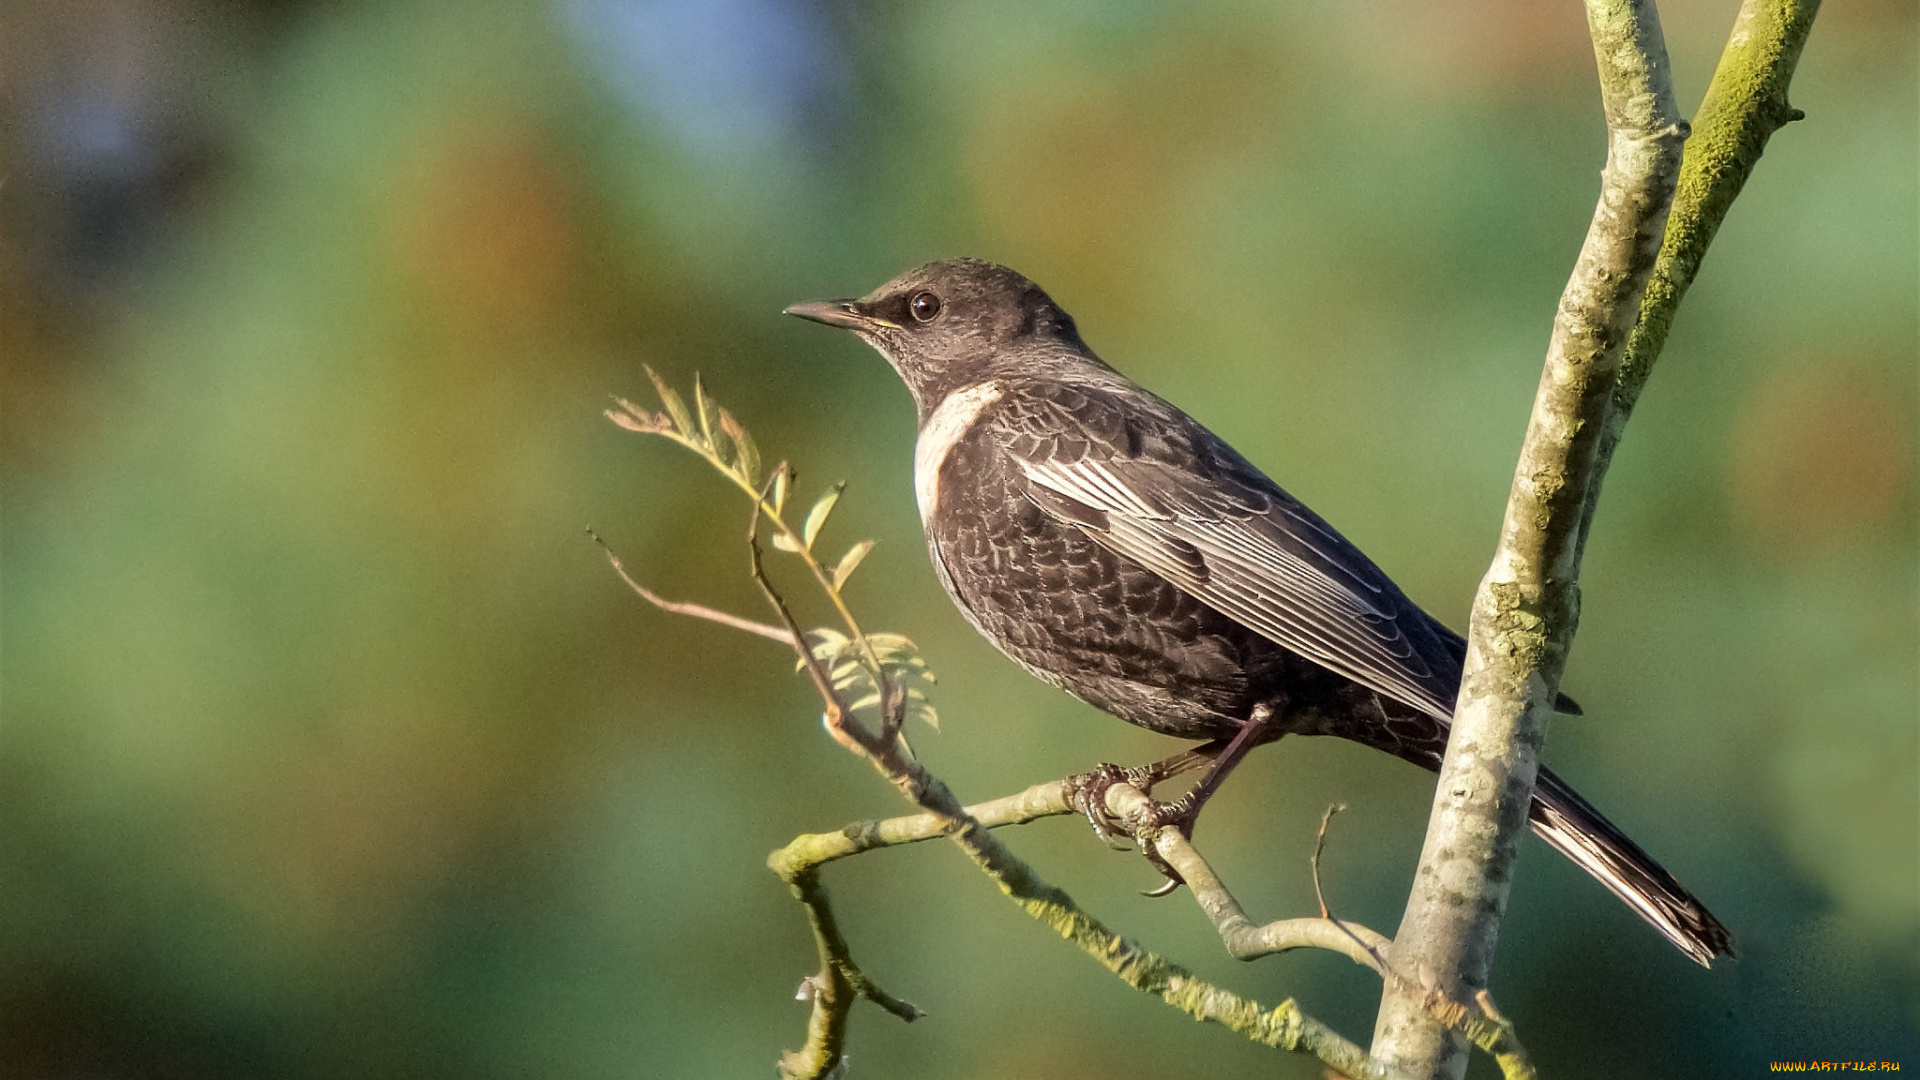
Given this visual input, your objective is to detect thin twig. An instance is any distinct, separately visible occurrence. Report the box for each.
[770,779,1076,876]
[1311,802,1346,921]
[1275,800,1532,1077]
[588,528,795,644]
[1475,990,1536,1080]
[742,472,900,754]
[1303,801,1401,978]
[874,679,909,749]
[745,468,877,760]
[614,377,892,687]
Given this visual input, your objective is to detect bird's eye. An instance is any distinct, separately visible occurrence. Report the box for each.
[909,291,942,322]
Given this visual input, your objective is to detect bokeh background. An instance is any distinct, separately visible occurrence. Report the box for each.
[3,1,1915,1077]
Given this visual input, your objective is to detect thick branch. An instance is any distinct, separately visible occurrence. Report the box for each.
[1577,0,1822,556]
[1371,2,1687,1076]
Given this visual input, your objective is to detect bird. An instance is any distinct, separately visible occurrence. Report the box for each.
[784,258,1733,967]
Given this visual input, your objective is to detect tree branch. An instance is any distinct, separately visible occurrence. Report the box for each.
[1370,1,1687,1075]
[1577,0,1822,557]
[775,866,924,1080]
[773,780,1397,968]
[770,772,1543,1079]
[1113,788,1391,970]
[589,528,796,644]
[770,779,1072,872]
[768,763,1412,1078]
[1119,787,1534,1080]
[1372,1,1819,1075]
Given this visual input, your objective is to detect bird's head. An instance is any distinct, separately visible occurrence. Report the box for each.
[785,259,1088,417]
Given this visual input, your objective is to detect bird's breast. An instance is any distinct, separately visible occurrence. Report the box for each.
[913,417,1303,740]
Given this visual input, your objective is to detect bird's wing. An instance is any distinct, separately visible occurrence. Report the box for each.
[994,381,1462,719]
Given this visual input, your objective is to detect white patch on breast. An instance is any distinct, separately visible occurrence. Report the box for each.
[914,382,1004,522]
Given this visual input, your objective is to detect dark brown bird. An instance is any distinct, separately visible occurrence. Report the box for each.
[786,258,1732,966]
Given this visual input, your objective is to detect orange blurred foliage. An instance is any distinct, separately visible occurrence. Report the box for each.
[1728,358,1916,553]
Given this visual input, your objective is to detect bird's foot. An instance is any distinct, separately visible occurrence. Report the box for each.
[1063,762,1154,850]
[1063,764,1198,894]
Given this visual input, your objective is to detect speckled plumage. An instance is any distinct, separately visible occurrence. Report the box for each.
[786,258,1732,966]
[924,373,1439,749]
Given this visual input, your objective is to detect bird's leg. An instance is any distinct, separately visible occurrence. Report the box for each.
[1131,704,1281,895]
[1063,743,1223,850]
[1150,704,1278,829]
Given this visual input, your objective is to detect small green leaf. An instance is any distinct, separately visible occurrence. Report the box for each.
[800,629,848,671]
[802,484,844,550]
[795,622,940,735]
[692,373,720,449]
[772,467,791,515]
[831,540,875,590]
[718,408,759,484]
[645,366,694,436]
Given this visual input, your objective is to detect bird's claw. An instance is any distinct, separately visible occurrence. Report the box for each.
[1124,793,1197,897]
[1141,875,1183,898]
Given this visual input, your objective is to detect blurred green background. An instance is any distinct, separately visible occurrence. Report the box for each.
[2,1,1914,1076]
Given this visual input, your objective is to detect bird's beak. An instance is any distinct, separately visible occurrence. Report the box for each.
[782,299,901,332]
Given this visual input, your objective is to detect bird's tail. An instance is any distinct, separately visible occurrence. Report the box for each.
[1529,767,1735,967]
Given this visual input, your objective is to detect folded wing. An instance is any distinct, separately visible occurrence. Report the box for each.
[999,384,1463,720]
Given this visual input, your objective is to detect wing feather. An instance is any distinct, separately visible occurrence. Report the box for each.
[998,390,1459,719]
